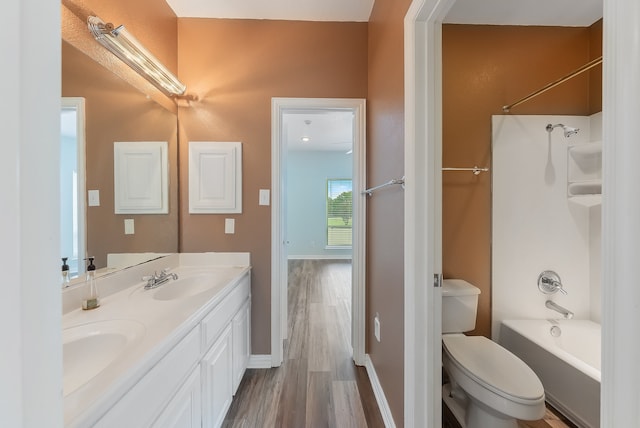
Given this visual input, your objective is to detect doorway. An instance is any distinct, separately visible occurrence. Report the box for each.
[60,97,86,279]
[271,98,367,367]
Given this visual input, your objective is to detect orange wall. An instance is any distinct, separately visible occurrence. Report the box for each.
[176,19,368,354]
[590,20,603,114]
[442,24,603,338]
[367,0,413,425]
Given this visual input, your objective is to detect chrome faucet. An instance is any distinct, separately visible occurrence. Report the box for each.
[545,300,574,319]
[142,268,178,289]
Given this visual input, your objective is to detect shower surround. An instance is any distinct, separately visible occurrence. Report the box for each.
[491,114,602,339]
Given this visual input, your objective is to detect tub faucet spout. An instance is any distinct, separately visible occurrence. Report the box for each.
[545,300,574,319]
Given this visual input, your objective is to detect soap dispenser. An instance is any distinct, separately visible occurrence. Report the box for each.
[82,257,100,310]
[61,257,70,287]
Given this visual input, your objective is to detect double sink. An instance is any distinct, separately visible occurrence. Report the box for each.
[62,262,248,425]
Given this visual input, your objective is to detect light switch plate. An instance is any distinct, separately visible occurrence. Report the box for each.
[259,189,270,206]
[88,190,100,207]
[124,219,135,235]
[225,218,235,234]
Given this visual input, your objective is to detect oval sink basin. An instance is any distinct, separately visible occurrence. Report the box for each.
[63,319,145,395]
[152,274,226,301]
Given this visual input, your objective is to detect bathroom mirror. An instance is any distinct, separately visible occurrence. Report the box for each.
[61,40,179,274]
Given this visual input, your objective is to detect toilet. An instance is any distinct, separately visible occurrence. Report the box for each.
[441,279,545,428]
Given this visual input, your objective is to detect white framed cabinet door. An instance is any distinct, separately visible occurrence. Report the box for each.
[201,325,233,428]
[232,300,251,394]
[152,368,202,428]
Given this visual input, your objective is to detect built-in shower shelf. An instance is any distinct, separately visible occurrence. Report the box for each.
[569,195,601,207]
[567,141,602,207]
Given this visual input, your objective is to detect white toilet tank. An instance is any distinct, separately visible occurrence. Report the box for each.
[442,279,481,333]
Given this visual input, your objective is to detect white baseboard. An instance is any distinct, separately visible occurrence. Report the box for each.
[248,354,272,369]
[365,354,396,428]
[288,255,352,260]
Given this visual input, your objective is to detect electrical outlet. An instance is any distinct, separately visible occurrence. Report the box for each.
[374,313,381,342]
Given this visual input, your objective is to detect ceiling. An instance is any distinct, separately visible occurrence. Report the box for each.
[445,0,602,27]
[166,0,602,26]
[166,0,602,152]
[283,111,354,153]
[165,0,374,21]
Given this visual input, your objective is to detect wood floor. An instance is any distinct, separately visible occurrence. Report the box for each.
[443,400,576,428]
[223,259,385,427]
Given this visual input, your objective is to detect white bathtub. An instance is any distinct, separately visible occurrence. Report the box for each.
[500,319,601,428]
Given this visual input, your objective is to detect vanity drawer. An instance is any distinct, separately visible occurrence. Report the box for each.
[201,274,250,350]
[95,325,201,428]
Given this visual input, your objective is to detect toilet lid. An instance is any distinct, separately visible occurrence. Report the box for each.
[443,335,544,401]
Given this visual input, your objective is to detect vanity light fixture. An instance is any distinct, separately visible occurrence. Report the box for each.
[88,16,186,97]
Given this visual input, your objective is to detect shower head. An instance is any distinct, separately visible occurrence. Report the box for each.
[546,123,580,138]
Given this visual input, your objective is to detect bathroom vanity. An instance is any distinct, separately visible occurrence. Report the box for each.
[62,253,251,428]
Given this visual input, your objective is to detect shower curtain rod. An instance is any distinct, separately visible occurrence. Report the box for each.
[502,56,602,113]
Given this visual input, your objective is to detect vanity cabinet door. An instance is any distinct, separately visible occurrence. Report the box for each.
[152,368,201,428]
[94,326,201,428]
[232,299,250,394]
[201,324,233,428]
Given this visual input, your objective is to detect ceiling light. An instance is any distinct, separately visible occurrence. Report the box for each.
[88,16,186,97]
[301,136,311,142]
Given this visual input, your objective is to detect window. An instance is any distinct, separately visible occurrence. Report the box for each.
[327,179,352,247]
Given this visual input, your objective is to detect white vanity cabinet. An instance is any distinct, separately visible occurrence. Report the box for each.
[91,271,251,428]
[201,274,251,428]
[94,326,202,428]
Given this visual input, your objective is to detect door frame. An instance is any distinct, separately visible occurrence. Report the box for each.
[61,97,87,278]
[407,1,640,427]
[271,97,367,367]
[404,0,454,426]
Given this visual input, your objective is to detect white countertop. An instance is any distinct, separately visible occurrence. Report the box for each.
[62,253,250,427]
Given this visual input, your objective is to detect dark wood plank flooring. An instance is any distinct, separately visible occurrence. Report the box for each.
[223,259,385,427]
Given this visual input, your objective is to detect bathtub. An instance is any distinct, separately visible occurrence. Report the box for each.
[500,319,601,428]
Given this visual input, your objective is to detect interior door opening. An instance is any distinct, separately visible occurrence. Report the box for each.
[60,97,86,280]
[271,98,367,367]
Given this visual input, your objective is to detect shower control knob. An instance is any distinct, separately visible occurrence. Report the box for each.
[537,270,566,295]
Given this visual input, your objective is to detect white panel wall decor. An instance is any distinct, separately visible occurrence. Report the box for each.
[189,142,242,214]
[491,115,600,339]
[114,141,168,214]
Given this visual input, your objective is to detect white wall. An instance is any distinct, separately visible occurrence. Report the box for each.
[0,0,62,426]
[492,114,601,338]
[287,150,353,258]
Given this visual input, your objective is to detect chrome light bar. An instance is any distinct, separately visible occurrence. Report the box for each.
[88,16,186,97]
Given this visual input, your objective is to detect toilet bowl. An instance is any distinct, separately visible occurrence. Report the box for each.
[442,335,545,428]
[441,280,545,428]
